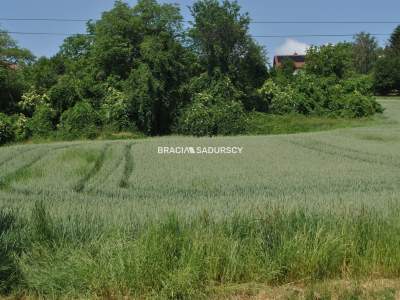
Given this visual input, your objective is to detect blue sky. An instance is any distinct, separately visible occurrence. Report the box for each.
[1,0,400,63]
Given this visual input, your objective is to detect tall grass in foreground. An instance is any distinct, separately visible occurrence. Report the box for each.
[1,202,400,299]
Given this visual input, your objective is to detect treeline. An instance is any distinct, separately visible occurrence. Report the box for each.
[0,0,398,144]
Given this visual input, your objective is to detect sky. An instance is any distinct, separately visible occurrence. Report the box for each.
[1,0,400,63]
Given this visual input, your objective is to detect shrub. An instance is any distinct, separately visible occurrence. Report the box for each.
[258,79,298,114]
[260,73,382,118]
[100,87,131,131]
[342,74,374,95]
[11,114,30,141]
[177,74,248,136]
[18,90,50,117]
[374,52,400,95]
[59,101,100,139]
[177,92,247,136]
[0,113,14,145]
[338,91,383,118]
[305,43,355,79]
[27,104,56,138]
[48,75,82,115]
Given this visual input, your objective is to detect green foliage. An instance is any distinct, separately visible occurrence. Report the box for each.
[23,56,65,92]
[374,51,400,95]
[177,92,247,137]
[305,43,355,79]
[0,113,14,145]
[0,101,399,297]
[279,57,296,79]
[389,25,400,53]
[0,31,33,67]
[258,79,297,114]
[91,0,184,80]
[0,209,22,294]
[88,0,193,135]
[353,32,379,74]
[0,31,34,114]
[372,26,400,95]
[189,0,268,110]
[100,87,131,131]
[0,2,390,142]
[126,63,161,135]
[266,42,382,118]
[0,65,25,114]
[177,74,247,136]
[247,112,376,135]
[18,90,50,116]
[127,36,193,135]
[28,104,56,138]
[6,205,400,297]
[59,101,100,139]
[11,114,29,141]
[341,73,374,95]
[48,75,83,115]
[260,73,382,117]
[60,34,93,61]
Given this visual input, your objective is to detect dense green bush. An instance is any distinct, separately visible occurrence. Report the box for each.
[373,26,400,95]
[100,87,131,131]
[18,90,51,117]
[48,75,82,115]
[337,91,382,118]
[0,113,14,145]
[59,101,100,139]
[11,114,29,141]
[177,92,247,136]
[177,74,247,136]
[260,73,382,118]
[305,43,355,79]
[374,52,400,95]
[258,80,298,114]
[341,74,374,95]
[27,104,56,138]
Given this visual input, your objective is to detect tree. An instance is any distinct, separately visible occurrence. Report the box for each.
[272,57,295,86]
[389,25,400,53]
[353,32,379,74]
[305,43,355,79]
[188,0,268,110]
[60,34,93,61]
[0,31,33,66]
[0,113,14,145]
[0,31,33,113]
[23,55,65,92]
[374,53,400,95]
[176,73,247,136]
[373,26,400,95]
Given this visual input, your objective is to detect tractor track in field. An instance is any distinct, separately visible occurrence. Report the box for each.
[84,143,128,193]
[119,143,134,188]
[286,138,400,169]
[73,144,111,193]
[0,146,39,169]
[0,144,76,190]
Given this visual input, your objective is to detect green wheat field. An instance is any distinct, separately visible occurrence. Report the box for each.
[1,98,400,298]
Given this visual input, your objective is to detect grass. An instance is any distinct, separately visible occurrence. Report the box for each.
[214,279,400,299]
[0,98,400,298]
[246,112,388,136]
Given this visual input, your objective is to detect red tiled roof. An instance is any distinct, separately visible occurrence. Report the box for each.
[273,55,306,69]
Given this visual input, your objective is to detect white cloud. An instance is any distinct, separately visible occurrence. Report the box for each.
[275,39,310,55]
